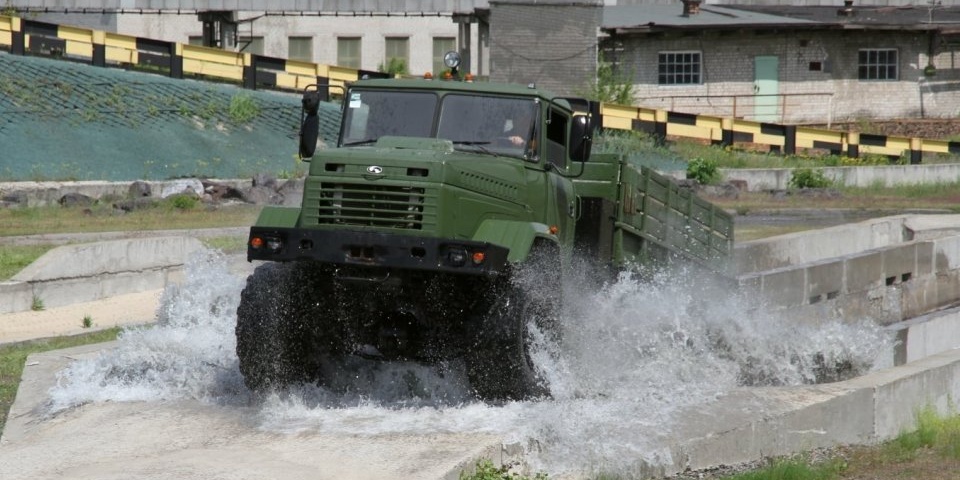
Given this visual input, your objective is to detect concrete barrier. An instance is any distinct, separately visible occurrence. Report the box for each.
[890,306,960,366]
[622,347,960,477]
[734,215,911,274]
[0,237,205,314]
[737,215,960,326]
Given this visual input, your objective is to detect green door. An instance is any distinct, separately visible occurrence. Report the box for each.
[754,56,779,122]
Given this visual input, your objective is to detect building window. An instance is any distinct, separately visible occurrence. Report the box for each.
[858,49,898,81]
[432,37,456,75]
[187,36,203,46]
[657,51,701,85]
[383,37,410,74]
[288,36,313,62]
[239,36,264,55]
[337,37,361,68]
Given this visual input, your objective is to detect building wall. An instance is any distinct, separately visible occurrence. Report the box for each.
[31,12,475,76]
[620,29,960,123]
[488,1,601,96]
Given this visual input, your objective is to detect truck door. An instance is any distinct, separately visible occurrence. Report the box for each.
[541,107,577,247]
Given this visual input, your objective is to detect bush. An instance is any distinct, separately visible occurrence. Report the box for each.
[789,168,832,189]
[228,93,260,124]
[687,157,722,185]
[378,57,408,76]
[165,194,199,210]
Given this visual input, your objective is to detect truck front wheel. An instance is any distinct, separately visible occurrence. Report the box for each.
[466,245,560,401]
[235,262,320,391]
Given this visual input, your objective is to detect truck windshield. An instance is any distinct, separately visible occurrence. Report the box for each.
[341,90,437,145]
[437,95,538,159]
[340,89,538,158]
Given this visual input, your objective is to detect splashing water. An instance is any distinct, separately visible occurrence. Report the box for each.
[47,250,895,476]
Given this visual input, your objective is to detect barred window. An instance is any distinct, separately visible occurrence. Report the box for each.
[288,36,313,62]
[858,49,898,81]
[337,37,361,68]
[658,51,701,85]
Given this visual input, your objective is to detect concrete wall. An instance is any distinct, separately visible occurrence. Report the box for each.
[724,164,960,192]
[488,0,601,96]
[0,237,205,314]
[653,347,960,476]
[735,215,912,273]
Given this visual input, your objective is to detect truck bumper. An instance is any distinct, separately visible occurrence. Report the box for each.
[246,227,510,276]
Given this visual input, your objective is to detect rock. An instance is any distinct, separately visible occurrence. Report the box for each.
[242,185,283,205]
[202,180,245,202]
[797,188,842,199]
[58,192,94,208]
[676,178,701,191]
[129,181,152,198]
[1,191,28,208]
[728,179,748,191]
[252,173,278,189]
[113,197,156,212]
[702,183,740,199]
[159,179,204,199]
[277,178,305,206]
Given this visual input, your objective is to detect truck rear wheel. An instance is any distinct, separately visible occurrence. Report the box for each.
[236,262,319,391]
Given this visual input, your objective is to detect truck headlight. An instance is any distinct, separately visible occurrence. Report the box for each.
[250,235,283,253]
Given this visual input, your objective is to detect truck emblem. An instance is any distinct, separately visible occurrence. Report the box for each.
[366,165,384,174]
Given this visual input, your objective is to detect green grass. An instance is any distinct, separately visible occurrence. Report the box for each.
[0,203,261,237]
[201,235,248,253]
[0,328,122,433]
[711,406,960,480]
[721,458,845,480]
[460,460,548,480]
[0,244,55,280]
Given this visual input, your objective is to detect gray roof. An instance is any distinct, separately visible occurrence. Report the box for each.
[602,4,816,30]
[603,3,960,33]
[730,4,960,29]
[0,0,490,14]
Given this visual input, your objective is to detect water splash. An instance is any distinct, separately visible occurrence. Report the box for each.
[46,250,895,477]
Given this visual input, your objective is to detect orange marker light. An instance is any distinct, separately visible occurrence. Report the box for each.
[472,251,485,265]
[424,72,433,79]
[250,237,264,249]
[548,225,559,235]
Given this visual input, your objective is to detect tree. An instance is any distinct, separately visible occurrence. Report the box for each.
[581,53,635,105]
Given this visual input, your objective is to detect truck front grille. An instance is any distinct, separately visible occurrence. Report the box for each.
[310,182,431,230]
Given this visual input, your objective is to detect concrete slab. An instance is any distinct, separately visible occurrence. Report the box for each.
[0,289,161,345]
[0,344,506,480]
[6,344,960,479]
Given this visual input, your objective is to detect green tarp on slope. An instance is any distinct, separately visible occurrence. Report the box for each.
[0,52,342,181]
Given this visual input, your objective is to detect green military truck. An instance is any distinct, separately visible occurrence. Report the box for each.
[236,67,734,400]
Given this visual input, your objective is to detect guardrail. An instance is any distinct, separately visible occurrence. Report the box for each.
[2,13,958,163]
[0,14,388,100]
[600,103,960,164]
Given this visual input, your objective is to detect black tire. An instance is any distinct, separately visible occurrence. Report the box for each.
[466,244,561,401]
[235,262,317,392]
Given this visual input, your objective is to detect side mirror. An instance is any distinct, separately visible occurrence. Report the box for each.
[569,113,593,163]
[298,88,321,160]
